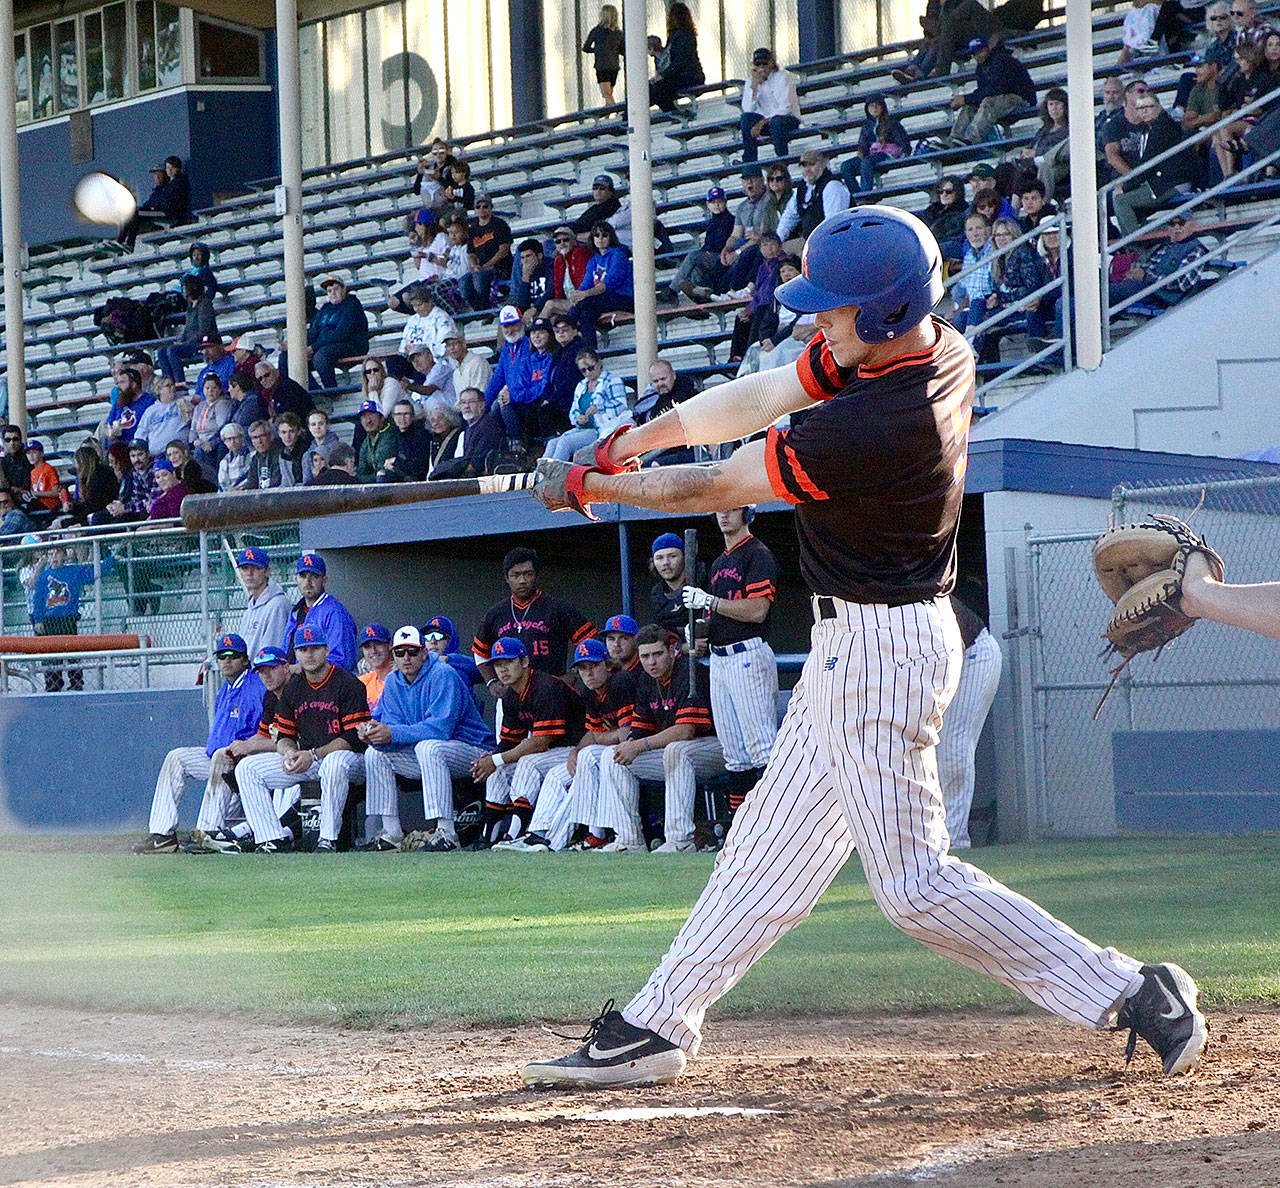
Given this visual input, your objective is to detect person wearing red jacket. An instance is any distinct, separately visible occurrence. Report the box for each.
[540,226,593,320]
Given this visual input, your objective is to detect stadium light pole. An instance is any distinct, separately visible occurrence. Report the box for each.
[1065,0,1102,371]
[0,0,28,429]
[275,0,308,381]
[623,0,657,385]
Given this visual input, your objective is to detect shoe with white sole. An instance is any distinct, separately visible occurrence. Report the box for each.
[496,834,551,852]
[521,999,687,1089]
[1112,962,1208,1075]
[598,840,634,852]
[652,838,695,853]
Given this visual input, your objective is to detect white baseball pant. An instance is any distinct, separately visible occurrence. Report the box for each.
[148,746,218,835]
[597,737,726,849]
[623,596,1142,1054]
[562,744,610,839]
[235,750,365,843]
[530,744,609,849]
[710,639,779,770]
[417,739,491,821]
[485,748,574,807]
[938,628,1003,849]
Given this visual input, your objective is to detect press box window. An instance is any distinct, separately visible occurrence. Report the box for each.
[195,17,264,81]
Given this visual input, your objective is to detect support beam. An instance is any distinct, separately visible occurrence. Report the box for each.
[509,0,546,126]
[0,0,28,429]
[797,0,838,64]
[1065,2,1102,371]
[622,0,656,389]
[274,0,308,384]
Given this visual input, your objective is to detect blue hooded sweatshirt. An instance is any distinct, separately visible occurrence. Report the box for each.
[372,652,495,750]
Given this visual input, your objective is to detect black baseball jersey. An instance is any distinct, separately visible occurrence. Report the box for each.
[584,661,641,733]
[631,654,714,737]
[765,319,974,605]
[707,535,779,646]
[273,666,370,752]
[473,590,595,675]
[498,668,586,750]
[255,689,281,740]
[951,595,986,649]
[649,560,707,634]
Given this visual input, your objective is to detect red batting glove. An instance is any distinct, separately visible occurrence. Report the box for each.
[564,464,602,522]
[584,424,639,474]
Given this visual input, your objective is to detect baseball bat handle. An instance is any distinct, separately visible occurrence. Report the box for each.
[684,527,699,697]
[180,472,538,531]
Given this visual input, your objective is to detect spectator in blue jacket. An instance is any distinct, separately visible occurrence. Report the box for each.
[948,38,1037,146]
[283,553,359,671]
[841,94,912,194]
[103,366,155,447]
[359,625,496,849]
[484,306,534,443]
[282,274,370,390]
[659,187,735,306]
[973,216,1049,362]
[31,539,117,691]
[178,241,218,302]
[567,222,635,350]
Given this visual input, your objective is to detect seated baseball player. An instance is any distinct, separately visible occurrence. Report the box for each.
[501,636,635,852]
[194,645,295,854]
[421,614,482,694]
[134,631,266,854]
[283,553,359,671]
[472,636,585,848]
[235,623,370,852]
[595,624,723,853]
[359,625,495,852]
[357,622,394,709]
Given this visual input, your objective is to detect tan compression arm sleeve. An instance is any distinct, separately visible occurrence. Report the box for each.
[674,363,819,447]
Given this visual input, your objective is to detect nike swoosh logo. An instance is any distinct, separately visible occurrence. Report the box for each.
[1155,977,1187,1021]
[587,1038,650,1060]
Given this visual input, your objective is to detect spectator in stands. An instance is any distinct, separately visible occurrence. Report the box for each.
[177,240,218,304]
[511,240,555,320]
[194,334,235,396]
[430,217,473,309]
[916,0,999,79]
[1214,40,1271,176]
[842,94,911,196]
[1109,213,1214,307]
[302,409,340,484]
[1229,0,1273,56]
[297,274,370,390]
[1197,3,1237,73]
[636,358,699,425]
[1024,86,1071,199]
[412,158,444,210]
[582,5,624,105]
[1,428,34,511]
[969,162,1016,217]
[245,420,285,489]
[164,438,214,495]
[254,357,312,423]
[1119,0,1161,65]
[658,187,733,306]
[739,47,801,162]
[398,284,457,366]
[358,623,395,710]
[356,401,397,480]
[1034,223,1067,340]
[61,443,119,525]
[650,2,705,113]
[157,276,216,383]
[0,488,35,536]
[430,386,503,479]
[399,212,450,300]
[31,538,116,690]
[1095,76,1126,165]
[570,175,624,244]
[485,306,532,427]
[190,373,232,479]
[734,254,815,375]
[566,223,634,350]
[1016,179,1056,232]
[728,232,785,362]
[217,423,251,491]
[442,159,476,213]
[276,413,307,485]
[381,399,431,481]
[228,334,264,392]
[545,316,586,416]
[717,169,777,292]
[91,442,148,525]
[359,355,409,419]
[228,374,267,433]
[313,441,359,485]
[459,195,513,311]
[235,546,291,660]
[24,440,65,519]
[949,212,995,333]
[1152,0,1205,53]
[284,552,358,671]
[439,330,489,396]
[423,404,464,477]
[133,376,187,458]
[540,226,594,321]
[524,318,564,436]
[541,349,633,462]
[1115,92,1198,234]
[1104,80,1153,181]
[923,175,969,251]
[401,343,453,415]
[776,150,851,248]
[102,367,154,447]
[975,216,1049,362]
[948,37,1037,146]
[117,156,192,250]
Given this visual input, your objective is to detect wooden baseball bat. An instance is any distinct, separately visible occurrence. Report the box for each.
[684,526,698,697]
[180,473,540,531]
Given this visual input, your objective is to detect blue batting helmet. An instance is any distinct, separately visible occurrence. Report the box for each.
[776,206,944,343]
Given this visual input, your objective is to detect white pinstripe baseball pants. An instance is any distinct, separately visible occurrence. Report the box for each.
[485,748,574,807]
[417,739,491,821]
[236,750,365,843]
[938,628,1003,849]
[597,738,726,849]
[624,597,1142,1054]
[710,639,779,770]
[148,746,231,835]
[563,744,609,838]
[531,762,577,849]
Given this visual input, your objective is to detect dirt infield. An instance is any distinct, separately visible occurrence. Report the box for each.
[2,1004,1278,1187]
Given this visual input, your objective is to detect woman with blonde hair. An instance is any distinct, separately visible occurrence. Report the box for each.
[582,5,625,106]
[360,355,409,417]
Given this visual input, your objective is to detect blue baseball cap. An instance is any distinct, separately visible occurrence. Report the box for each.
[604,614,639,636]
[153,458,174,473]
[491,637,527,660]
[359,399,381,415]
[651,532,684,555]
[574,638,609,664]
[24,439,44,453]
[706,186,727,201]
[422,614,455,641]
[361,623,392,645]
[295,623,329,649]
[252,645,289,668]
[214,632,248,657]
[296,553,326,575]
[236,546,268,569]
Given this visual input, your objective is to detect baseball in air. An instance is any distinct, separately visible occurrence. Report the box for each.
[72,172,137,227]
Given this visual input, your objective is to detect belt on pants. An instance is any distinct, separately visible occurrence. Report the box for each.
[813,594,937,621]
[711,639,761,656]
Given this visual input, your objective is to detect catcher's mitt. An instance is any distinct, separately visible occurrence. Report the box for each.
[1091,513,1224,716]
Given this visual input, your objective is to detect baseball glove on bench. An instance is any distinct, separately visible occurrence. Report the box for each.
[1091,513,1224,715]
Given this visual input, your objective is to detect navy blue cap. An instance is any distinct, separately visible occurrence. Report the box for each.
[651,532,684,555]
[295,623,329,649]
[361,623,392,645]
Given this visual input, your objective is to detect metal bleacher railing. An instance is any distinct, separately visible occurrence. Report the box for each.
[0,519,299,695]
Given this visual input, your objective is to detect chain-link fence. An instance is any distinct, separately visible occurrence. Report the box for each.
[0,519,300,695]
[1025,474,1280,838]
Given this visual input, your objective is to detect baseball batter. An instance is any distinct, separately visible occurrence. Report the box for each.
[524,206,1206,1087]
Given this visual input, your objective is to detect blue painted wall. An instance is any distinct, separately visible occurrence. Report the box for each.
[18,86,277,247]
[0,688,208,830]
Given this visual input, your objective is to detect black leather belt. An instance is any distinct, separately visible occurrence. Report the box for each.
[711,640,758,656]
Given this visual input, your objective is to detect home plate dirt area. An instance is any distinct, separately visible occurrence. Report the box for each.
[1,1004,1277,1187]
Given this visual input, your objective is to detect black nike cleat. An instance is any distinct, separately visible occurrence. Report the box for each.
[1113,962,1208,1075]
[133,832,178,854]
[521,999,687,1089]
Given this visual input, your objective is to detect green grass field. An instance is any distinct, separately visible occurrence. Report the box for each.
[1,837,1277,1027]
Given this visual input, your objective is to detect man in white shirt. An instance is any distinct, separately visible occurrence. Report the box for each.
[443,331,492,394]
[739,48,802,163]
[775,150,851,247]
[398,285,457,362]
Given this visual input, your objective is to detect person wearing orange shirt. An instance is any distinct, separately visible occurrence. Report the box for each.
[357,623,394,709]
[24,440,66,514]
